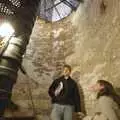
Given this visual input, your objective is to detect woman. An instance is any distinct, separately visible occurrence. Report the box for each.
[83,80,120,120]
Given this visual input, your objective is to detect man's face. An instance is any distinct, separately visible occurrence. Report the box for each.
[63,67,71,77]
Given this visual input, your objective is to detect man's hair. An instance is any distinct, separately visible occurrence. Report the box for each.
[64,64,72,72]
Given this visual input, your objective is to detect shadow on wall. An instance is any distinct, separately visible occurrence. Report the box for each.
[79,84,86,115]
[115,88,120,96]
[72,71,86,115]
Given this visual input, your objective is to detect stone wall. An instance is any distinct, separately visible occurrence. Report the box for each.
[70,0,120,114]
[11,0,120,119]
[11,18,75,120]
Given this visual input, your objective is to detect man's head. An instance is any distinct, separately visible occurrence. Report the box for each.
[63,64,71,77]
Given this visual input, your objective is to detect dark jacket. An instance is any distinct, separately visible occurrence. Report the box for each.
[48,76,81,112]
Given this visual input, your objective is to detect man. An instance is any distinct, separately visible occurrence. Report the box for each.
[48,64,81,120]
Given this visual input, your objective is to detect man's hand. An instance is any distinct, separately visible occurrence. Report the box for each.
[54,82,63,96]
[76,112,85,119]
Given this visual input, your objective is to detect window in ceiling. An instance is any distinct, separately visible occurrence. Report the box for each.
[37,0,83,22]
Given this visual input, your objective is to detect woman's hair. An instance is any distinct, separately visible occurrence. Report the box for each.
[97,80,120,107]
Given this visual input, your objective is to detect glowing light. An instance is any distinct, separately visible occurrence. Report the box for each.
[0,23,14,37]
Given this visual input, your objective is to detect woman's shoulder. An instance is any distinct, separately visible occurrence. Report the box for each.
[98,96,119,107]
[99,96,113,102]
[99,95,110,99]
[98,96,114,106]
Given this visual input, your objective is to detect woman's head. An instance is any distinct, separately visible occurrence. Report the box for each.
[96,80,114,98]
[95,80,120,107]
[90,80,112,93]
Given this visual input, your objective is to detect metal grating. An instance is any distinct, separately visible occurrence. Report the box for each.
[0,0,22,16]
[0,0,41,36]
[8,0,21,7]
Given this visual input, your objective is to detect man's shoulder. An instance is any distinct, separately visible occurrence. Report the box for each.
[69,77,77,84]
[55,76,64,81]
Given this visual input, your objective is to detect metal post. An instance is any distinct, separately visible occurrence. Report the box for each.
[0,0,41,117]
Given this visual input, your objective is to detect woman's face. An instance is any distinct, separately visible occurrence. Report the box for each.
[90,82,104,92]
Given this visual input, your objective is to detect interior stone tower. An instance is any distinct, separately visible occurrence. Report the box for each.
[8,0,120,119]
